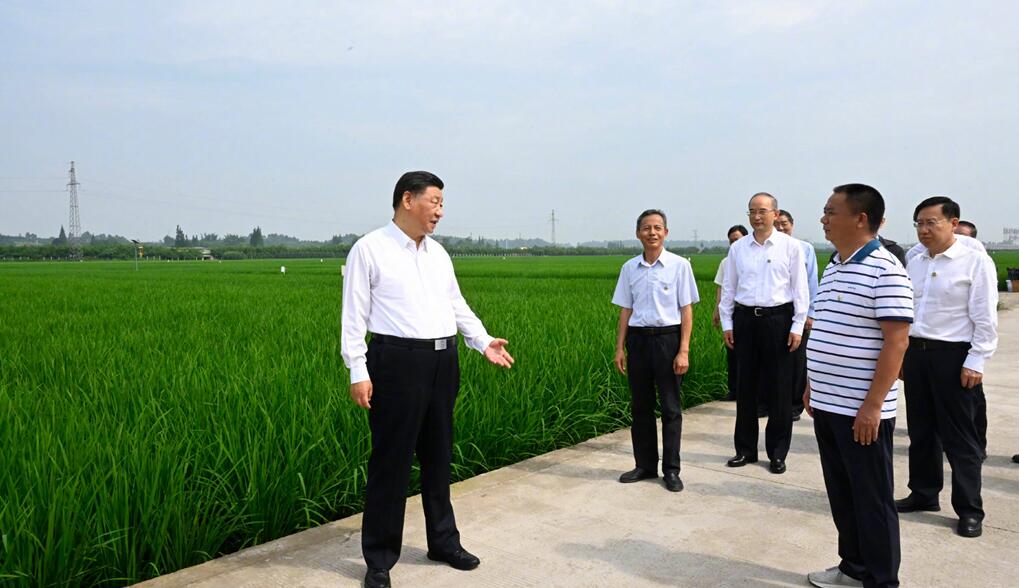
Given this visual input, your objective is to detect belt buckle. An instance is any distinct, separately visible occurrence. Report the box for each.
[434,338,448,351]
[753,307,763,317]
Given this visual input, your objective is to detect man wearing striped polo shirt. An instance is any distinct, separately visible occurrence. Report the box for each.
[895,197,998,539]
[805,184,912,588]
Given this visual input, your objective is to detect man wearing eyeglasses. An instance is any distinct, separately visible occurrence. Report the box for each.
[895,197,998,539]
[719,193,809,474]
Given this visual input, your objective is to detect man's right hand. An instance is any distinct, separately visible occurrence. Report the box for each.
[350,380,373,409]
[723,330,734,350]
[614,349,627,374]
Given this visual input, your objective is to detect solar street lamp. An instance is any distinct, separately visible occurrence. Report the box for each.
[130,239,143,271]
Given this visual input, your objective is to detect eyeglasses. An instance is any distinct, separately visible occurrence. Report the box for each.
[747,209,774,217]
[913,218,946,229]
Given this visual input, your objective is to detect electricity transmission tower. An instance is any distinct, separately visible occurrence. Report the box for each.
[549,209,557,246]
[67,161,82,259]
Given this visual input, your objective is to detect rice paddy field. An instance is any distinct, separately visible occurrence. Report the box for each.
[4,250,1017,586]
[0,254,731,587]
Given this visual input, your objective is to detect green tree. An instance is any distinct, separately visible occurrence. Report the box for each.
[174,225,187,247]
[52,226,68,246]
[249,226,264,248]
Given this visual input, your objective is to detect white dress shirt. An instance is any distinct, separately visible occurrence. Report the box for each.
[718,229,809,335]
[612,250,700,326]
[341,221,494,384]
[907,239,998,372]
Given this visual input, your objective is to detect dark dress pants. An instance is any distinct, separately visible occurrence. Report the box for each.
[361,338,461,570]
[725,344,738,399]
[814,410,900,588]
[975,384,987,459]
[903,343,984,520]
[733,306,794,461]
[791,329,809,415]
[625,330,684,474]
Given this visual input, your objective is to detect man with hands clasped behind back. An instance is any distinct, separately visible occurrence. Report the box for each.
[341,171,515,588]
[612,209,700,493]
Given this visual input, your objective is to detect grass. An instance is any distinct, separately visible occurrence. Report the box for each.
[0,255,730,586]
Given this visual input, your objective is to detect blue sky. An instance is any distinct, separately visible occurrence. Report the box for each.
[2,1,1017,244]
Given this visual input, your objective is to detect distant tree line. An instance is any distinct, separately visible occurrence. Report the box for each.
[1,226,733,261]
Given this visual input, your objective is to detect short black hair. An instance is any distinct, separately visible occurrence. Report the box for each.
[727,224,748,237]
[957,220,978,237]
[749,192,778,210]
[636,209,667,230]
[913,196,960,223]
[778,209,794,223]
[392,171,444,209]
[833,183,884,234]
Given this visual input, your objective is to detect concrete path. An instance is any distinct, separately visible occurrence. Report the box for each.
[139,297,1019,587]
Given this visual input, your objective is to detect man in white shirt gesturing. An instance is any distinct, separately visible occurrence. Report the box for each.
[341,171,515,588]
[895,197,998,539]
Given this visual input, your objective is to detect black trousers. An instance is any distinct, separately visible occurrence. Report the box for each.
[725,344,738,398]
[625,329,684,473]
[361,337,461,570]
[790,329,809,415]
[814,409,900,588]
[903,341,984,520]
[975,383,987,458]
[733,305,794,460]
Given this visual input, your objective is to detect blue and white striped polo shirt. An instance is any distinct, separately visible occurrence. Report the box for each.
[806,239,913,418]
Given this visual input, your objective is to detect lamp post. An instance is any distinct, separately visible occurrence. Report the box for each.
[130,239,142,271]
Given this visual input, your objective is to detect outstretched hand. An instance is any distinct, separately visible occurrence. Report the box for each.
[484,338,515,368]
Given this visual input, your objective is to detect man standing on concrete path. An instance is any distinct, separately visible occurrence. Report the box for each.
[804,183,912,588]
[713,224,749,402]
[613,209,700,493]
[895,198,998,539]
[775,209,819,421]
[719,193,809,475]
[341,171,515,588]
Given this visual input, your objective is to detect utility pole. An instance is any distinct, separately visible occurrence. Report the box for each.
[67,161,82,260]
[549,209,557,246]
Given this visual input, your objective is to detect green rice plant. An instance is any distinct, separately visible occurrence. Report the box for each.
[0,256,729,586]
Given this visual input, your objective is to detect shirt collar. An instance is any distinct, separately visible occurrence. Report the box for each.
[940,239,967,259]
[749,230,779,247]
[385,220,427,252]
[833,238,881,265]
[638,250,670,268]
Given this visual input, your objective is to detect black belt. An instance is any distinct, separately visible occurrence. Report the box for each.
[628,325,680,336]
[909,337,970,351]
[371,333,457,351]
[734,302,793,317]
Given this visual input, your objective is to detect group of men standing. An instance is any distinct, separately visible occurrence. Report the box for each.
[340,172,1003,588]
[611,185,1001,588]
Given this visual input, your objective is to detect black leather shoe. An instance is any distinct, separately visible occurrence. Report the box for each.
[769,459,786,474]
[895,494,940,513]
[364,568,390,588]
[427,547,480,571]
[726,454,758,467]
[791,413,801,422]
[957,517,982,538]
[663,471,684,492]
[1012,454,1019,464]
[618,467,658,483]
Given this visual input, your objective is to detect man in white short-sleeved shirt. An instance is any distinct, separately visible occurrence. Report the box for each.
[612,209,700,493]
